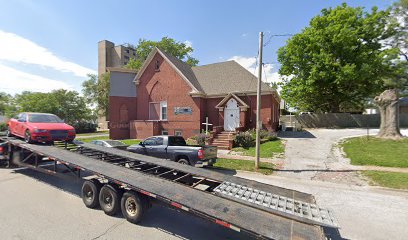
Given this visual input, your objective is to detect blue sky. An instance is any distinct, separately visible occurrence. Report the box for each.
[0,0,394,95]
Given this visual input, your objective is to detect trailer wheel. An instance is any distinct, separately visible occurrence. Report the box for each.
[99,184,122,216]
[121,191,145,224]
[81,179,102,208]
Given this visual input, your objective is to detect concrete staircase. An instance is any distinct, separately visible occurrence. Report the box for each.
[210,131,236,150]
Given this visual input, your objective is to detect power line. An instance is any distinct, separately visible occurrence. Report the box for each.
[263,33,294,47]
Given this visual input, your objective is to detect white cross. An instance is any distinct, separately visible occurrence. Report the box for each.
[202,117,213,133]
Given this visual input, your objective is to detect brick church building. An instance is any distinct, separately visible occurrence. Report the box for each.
[108,47,280,144]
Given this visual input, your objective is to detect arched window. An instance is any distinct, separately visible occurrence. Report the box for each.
[119,104,129,123]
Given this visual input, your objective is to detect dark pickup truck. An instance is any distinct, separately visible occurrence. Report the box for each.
[127,135,217,167]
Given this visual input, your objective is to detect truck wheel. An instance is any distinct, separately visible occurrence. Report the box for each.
[24,130,33,144]
[81,179,102,208]
[121,191,145,224]
[99,184,122,216]
[177,159,190,165]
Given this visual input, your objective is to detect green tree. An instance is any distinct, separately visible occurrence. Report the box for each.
[125,37,199,71]
[0,92,16,117]
[14,90,94,124]
[277,3,394,112]
[82,73,110,117]
[382,0,408,95]
[372,0,408,139]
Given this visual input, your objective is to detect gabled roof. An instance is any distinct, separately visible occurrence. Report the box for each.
[215,93,249,111]
[192,61,273,96]
[134,48,279,100]
[134,47,204,94]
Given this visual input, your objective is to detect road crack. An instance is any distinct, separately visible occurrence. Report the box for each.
[90,220,126,240]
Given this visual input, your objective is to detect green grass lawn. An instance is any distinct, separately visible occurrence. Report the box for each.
[76,130,109,137]
[342,137,408,168]
[213,158,274,175]
[362,171,408,190]
[76,136,141,145]
[232,139,284,158]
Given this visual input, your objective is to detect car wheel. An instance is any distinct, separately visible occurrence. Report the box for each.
[177,159,190,165]
[6,127,13,137]
[24,130,33,144]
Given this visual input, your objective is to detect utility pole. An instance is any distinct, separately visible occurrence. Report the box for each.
[255,32,263,170]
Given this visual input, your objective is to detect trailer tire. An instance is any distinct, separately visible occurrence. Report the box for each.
[99,184,122,216]
[121,191,145,224]
[81,179,102,208]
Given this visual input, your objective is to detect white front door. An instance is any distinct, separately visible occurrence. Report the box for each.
[224,98,240,131]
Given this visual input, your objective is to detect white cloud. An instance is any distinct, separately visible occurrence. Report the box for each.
[0,30,96,77]
[241,33,248,37]
[184,40,193,48]
[0,64,73,94]
[228,55,283,85]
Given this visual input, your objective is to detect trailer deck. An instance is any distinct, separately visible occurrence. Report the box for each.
[1,137,337,240]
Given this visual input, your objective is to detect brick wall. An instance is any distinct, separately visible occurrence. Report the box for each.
[109,96,137,139]
[135,53,201,139]
[203,94,279,132]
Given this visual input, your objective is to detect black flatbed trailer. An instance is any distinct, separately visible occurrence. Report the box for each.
[0,137,338,240]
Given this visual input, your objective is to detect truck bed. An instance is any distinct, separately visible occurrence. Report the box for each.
[3,138,331,240]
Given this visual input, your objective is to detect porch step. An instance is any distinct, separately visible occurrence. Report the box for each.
[220,131,236,135]
[210,131,237,150]
[216,146,231,150]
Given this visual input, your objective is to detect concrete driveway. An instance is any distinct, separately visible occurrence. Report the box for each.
[237,171,408,240]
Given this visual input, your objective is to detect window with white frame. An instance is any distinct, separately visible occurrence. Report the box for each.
[174,130,182,136]
[162,130,168,135]
[160,101,167,120]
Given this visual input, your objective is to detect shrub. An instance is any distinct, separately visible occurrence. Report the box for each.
[186,138,197,145]
[260,129,270,139]
[234,131,255,148]
[267,131,278,141]
[190,133,210,146]
[247,128,274,140]
[71,121,97,134]
[0,122,7,132]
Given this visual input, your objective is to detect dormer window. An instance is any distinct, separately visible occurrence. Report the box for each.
[155,60,160,71]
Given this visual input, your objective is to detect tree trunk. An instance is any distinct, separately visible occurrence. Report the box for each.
[374,89,403,139]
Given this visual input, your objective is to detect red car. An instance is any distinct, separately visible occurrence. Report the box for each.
[7,112,76,144]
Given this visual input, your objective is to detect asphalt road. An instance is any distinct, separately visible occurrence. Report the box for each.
[0,167,247,240]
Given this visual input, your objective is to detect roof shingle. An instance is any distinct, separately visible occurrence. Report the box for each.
[136,48,276,97]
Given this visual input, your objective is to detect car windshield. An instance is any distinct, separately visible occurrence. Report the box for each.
[28,114,63,123]
[105,140,126,147]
